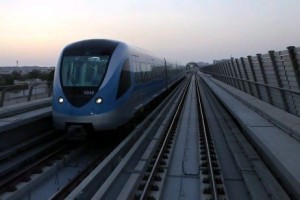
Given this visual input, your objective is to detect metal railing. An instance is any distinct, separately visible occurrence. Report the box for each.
[0,82,52,107]
[200,46,300,117]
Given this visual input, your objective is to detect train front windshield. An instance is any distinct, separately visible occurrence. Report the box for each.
[61,56,110,87]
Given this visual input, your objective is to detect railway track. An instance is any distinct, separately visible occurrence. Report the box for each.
[0,131,78,198]
[0,134,120,200]
[195,76,226,199]
[49,143,117,200]
[135,75,226,200]
[197,72,290,199]
[136,74,190,200]
[0,140,70,194]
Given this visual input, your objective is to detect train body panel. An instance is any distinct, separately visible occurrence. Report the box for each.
[52,39,185,131]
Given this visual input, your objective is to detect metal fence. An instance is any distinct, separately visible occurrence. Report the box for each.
[200,46,300,117]
[0,83,52,107]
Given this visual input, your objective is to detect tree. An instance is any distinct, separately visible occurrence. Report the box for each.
[1,74,14,85]
[11,70,22,80]
[27,69,42,79]
[46,69,55,82]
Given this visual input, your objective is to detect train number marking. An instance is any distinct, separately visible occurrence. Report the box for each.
[84,90,95,95]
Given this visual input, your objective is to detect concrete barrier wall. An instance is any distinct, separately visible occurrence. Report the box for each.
[200,46,300,117]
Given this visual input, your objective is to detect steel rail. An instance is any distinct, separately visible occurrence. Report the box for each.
[49,145,116,200]
[0,141,70,195]
[139,77,191,200]
[195,76,218,200]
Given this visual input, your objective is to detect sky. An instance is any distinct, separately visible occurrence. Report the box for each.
[1,0,300,66]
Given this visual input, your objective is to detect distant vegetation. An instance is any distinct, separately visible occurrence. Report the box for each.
[0,69,55,86]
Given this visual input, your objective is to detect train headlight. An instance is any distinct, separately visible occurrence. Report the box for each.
[95,97,103,104]
[58,97,64,104]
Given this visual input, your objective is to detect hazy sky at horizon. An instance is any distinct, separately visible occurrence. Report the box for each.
[1,0,300,66]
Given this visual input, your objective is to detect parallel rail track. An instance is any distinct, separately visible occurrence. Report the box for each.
[195,76,226,199]
[137,76,191,200]
[198,72,290,199]
[136,75,226,199]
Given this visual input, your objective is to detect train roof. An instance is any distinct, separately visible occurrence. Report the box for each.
[61,39,181,64]
[63,39,122,51]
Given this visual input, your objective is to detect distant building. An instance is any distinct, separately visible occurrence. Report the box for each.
[197,62,210,67]
[213,59,231,64]
[0,66,54,75]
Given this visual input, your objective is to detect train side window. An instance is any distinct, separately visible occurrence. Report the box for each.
[135,62,142,83]
[133,62,138,81]
[116,59,131,99]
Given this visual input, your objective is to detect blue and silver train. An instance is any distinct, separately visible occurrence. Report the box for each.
[52,39,185,132]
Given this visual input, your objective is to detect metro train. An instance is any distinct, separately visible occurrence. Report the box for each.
[52,39,185,132]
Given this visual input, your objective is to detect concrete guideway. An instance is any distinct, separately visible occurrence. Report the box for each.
[0,97,52,151]
[199,72,300,198]
[0,97,51,119]
[0,97,51,133]
[1,74,298,198]
[198,74,289,199]
[161,75,202,199]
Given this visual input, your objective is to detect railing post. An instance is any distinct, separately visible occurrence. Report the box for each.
[287,46,300,89]
[27,85,33,102]
[257,53,273,104]
[222,62,231,86]
[47,83,53,97]
[226,60,238,88]
[235,58,246,92]
[218,63,226,83]
[247,55,261,99]
[240,57,254,96]
[231,58,242,90]
[221,62,230,84]
[269,50,289,112]
[0,88,7,107]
